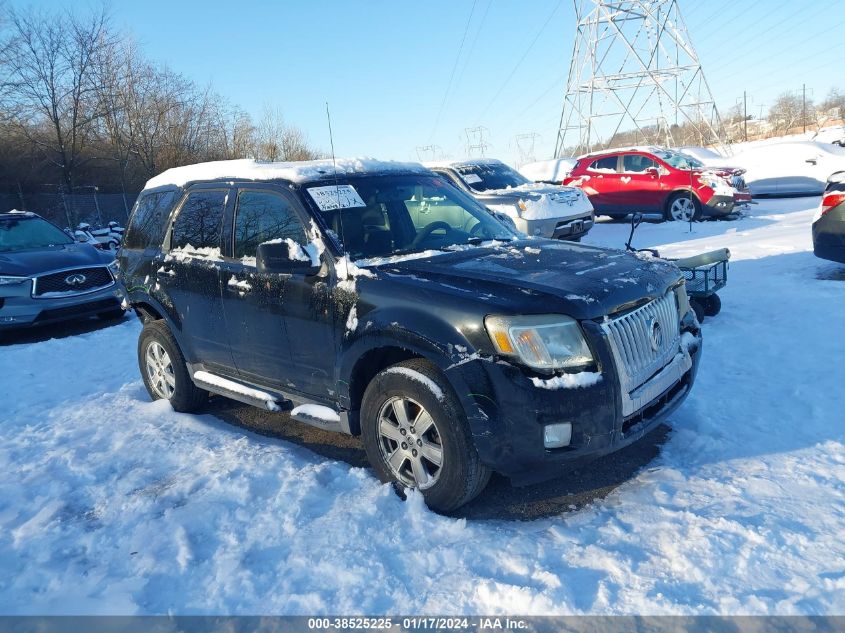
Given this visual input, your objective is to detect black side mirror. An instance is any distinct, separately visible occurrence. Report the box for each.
[256,241,321,275]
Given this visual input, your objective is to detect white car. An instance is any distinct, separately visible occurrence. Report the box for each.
[425,158,594,241]
[518,158,578,184]
[681,141,845,196]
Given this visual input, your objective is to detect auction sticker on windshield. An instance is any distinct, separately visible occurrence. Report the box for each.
[308,185,366,211]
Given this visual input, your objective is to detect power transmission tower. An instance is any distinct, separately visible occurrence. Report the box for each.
[514,133,541,166]
[464,126,490,157]
[415,145,442,161]
[554,0,726,157]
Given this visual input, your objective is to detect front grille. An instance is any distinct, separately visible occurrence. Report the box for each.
[600,291,681,392]
[33,266,113,297]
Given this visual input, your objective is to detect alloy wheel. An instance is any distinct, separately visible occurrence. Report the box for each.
[376,396,443,490]
[670,196,696,221]
[145,340,176,399]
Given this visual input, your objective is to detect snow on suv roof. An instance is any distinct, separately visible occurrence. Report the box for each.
[576,146,667,159]
[143,158,430,190]
[423,158,505,169]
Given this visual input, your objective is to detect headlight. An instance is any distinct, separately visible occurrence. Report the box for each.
[0,275,28,286]
[484,314,594,371]
[674,283,691,318]
[106,259,121,277]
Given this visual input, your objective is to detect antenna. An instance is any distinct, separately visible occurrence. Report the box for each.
[325,102,348,271]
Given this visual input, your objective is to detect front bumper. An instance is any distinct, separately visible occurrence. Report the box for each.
[515,212,595,240]
[446,316,702,485]
[0,282,125,329]
[702,194,736,217]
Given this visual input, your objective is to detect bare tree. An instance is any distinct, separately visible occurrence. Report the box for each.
[2,6,115,189]
[768,92,814,134]
[255,104,319,162]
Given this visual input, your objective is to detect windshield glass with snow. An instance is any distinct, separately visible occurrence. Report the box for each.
[308,175,515,261]
[454,163,531,192]
[656,150,704,170]
[0,216,74,252]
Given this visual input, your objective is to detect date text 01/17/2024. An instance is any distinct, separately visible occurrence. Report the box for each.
[306,617,529,631]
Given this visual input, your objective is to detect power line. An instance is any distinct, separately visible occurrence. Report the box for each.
[476,0,564,124]
[453,0,493,94]
[429,0,479,142]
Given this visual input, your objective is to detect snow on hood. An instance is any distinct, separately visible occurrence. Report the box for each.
[144,158,430,190]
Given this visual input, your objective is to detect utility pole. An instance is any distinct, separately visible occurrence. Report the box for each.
[803,84,807,133]
[743,91,748,142]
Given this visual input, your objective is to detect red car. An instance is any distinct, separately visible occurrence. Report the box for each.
[562,147,751,221]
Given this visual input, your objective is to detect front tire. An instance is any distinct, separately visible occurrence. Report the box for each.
[665,192,702,222]
[360,359,491,512]
[138,320,207,412]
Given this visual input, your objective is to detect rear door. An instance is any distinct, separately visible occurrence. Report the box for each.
[583,154,622,212]
[617,153,666,212]
[158,186,233,369]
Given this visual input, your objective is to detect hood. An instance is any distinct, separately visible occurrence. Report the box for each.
[0,242,111,277]
[368,240,682,320]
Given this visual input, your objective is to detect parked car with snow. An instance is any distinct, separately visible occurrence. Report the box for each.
[563,146,750,221]
[813,171,845,264]
[518,158,577,184]
[687,141,845,196]
[120,158,702,512]
[0,211,126,330]
[425,159,594,241]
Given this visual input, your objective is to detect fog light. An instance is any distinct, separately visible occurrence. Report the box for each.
[543,422,572,448]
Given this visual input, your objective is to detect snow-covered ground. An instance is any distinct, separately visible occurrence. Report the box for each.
[2,196,844,615]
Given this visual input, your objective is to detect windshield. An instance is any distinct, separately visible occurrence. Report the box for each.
[0,216,74,252]
[453,163,530,192]
[656,150,704,170]
[307,175,516,261]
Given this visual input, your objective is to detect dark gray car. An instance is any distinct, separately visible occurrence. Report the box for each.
[813,172,845,264]
[0,211,126,330]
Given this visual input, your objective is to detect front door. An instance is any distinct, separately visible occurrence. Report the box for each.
[220,186,336,398]
[584,154,622,212]
[616,153,667,212]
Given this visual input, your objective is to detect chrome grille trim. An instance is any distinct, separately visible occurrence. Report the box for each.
[600,291,683,415]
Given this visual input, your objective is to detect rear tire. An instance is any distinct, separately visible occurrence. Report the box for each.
[704,293,722,317]
[665,192,702,222]
[138,320,207,413]
[360,358,491,513]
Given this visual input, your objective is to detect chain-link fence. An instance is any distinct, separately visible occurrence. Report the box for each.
[0,189,138,229]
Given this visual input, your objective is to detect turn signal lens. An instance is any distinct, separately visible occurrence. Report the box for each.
[820,192,845,217]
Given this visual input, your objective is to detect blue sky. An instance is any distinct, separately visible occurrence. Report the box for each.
[30,0,845,164]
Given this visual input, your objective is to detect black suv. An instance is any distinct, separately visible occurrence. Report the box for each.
[120,158,702,511]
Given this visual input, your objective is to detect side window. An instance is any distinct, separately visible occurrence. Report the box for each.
[588,156,619,172]
[171,190,227,251]
[124,190,175,249]
[233,190,306,261]
[622,155,658,173]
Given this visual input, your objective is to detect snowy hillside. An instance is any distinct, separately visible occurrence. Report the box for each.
[1,197,844,615]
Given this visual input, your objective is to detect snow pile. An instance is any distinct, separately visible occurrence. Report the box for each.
[291,404,340,423]
[144,158,429,190]
[383,367,444,401]
[519,190,593,221]
[530,372,602,390]
[166,245,223,262]
[1,196,845,615]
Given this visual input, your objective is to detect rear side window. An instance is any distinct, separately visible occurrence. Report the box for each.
[233,190,306,260]
[171,190,228,251]
[588,156,618,172]
[124,190,176,249]
[622,155,658,173]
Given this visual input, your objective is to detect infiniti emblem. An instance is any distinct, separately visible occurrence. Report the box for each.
[65,273,87,287]
[649,317,663,352]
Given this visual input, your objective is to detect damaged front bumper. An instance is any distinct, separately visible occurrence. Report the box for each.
[446,314,702,486]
